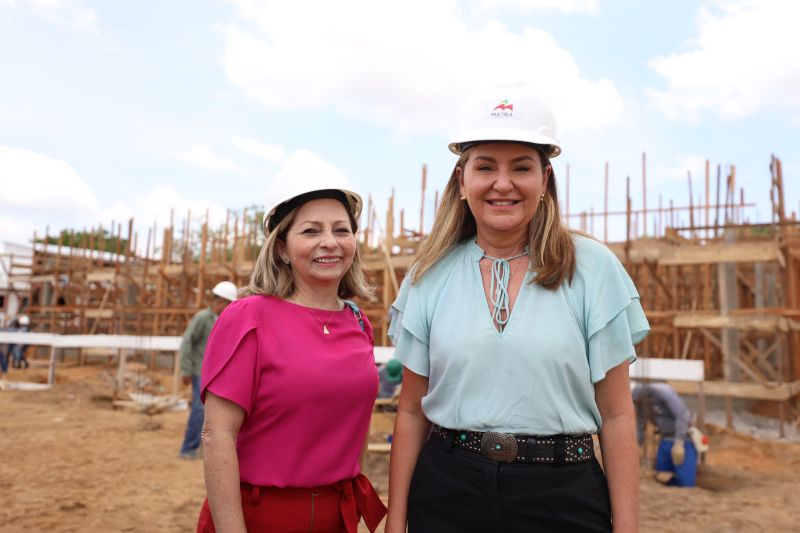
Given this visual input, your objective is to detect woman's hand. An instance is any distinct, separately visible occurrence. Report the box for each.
[202,391,247,533]
[595,363,639,533]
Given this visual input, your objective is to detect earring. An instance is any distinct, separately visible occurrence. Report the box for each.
[540,192,545,202]
[460,194,466,201]
[281,256,290,265]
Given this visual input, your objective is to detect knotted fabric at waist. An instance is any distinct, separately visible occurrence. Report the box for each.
[240,473,386,533]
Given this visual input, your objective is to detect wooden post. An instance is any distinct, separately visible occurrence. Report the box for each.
[642,152,647,237]
[687,171,695,240]
[714,164,722,238]
[47,344,57,385]
[364,195,373,248]
[196,221,208,308]
[697,381,706,429]
[705,160,710,241]
[718,227,739,430]
[625,176,631,262]
[604,162,609,243]
[172,348,182,396]
[420,164,427,237]
[114,348,127,400]
[386,189,395,254]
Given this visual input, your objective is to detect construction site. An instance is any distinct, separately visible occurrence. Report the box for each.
[1,153,799,532]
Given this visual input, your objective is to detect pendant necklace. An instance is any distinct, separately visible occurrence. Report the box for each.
[294,296,338,335]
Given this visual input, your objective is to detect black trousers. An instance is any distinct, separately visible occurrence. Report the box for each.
[408,435,612,533]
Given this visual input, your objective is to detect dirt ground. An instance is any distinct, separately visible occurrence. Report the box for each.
[1,362,799,533]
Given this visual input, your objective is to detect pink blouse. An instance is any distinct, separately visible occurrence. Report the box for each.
[201,295,378,488]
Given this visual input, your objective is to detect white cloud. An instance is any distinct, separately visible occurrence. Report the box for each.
[221,0,622,134]
[2,0,99,32]
[647,0,800,121]
[231,135,285,162]
[0,145,99,243]
[475,0,598,14]
[175,144,252,176]
[0,146,234,252]
[0,145,97,215]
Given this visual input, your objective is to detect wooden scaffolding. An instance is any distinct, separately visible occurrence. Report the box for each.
[18,156,800,424]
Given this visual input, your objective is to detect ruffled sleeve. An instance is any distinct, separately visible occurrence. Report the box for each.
[576,238,650,383]
[200,299,261,415]
[388,273,431,377]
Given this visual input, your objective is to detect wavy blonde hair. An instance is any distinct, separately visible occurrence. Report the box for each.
[242,205,374,300]
[412,144,576,290]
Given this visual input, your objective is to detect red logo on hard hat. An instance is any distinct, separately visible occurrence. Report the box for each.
[493,100,513,111]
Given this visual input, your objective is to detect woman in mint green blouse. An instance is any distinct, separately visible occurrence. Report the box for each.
[385,88,649,533]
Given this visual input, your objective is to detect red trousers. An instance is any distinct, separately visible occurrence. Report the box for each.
[196,474,386,533]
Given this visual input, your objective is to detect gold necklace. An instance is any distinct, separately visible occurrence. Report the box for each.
[293,297,339,335]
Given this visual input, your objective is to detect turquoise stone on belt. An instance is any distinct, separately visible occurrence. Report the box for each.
[578,447,584,455]
[495,444,502,450]
[459,433,467,442]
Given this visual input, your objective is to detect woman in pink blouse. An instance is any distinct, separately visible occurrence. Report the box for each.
[196,161,386,533]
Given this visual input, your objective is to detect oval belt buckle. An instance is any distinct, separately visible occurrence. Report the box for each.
[480,432,518,462]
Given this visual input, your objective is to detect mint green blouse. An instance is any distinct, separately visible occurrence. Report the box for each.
[388,234,650,435]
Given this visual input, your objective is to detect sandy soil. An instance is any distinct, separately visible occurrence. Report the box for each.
[1,363,799,532]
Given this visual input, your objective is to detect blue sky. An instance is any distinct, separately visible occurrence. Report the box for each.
[1,0,798,248]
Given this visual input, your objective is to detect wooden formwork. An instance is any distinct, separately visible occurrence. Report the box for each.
[17,156,800,423]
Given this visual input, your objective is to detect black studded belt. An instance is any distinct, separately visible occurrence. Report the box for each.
[431,424,595,464]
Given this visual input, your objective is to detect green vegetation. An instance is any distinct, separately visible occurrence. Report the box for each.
[37,229,129,252]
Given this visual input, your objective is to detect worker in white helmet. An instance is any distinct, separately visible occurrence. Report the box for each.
[196,151,386,532]
[386,87,650,533]
[178,281,237,459]
[8,316,31,370]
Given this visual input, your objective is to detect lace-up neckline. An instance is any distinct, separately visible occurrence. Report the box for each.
[479,247,530,332]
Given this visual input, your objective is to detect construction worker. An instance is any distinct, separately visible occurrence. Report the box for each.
[632,382,697,487]
[378,358,403,399]
[8,316,30,370]
[178,281,237,459]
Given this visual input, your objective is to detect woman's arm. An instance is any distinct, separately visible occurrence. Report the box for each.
[385,369,431,533]
[202,391,247,533]
[595,363,639,533]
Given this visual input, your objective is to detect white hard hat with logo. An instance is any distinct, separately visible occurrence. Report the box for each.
[449,87,561,158]
[263,150,362,233]
[211,281,238,302]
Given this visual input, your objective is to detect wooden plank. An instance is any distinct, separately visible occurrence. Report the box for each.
[86,271,116,282]
[29,274,57,283]
[84,309,114,319]
[674,313,788,332]
[607,242,782,266]
[367,442,392,453]
[659,243,780,265]
[667,379,800,401]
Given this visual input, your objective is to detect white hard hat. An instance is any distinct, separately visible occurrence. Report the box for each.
[263,150,362,233]
[18,315,30,326]
[211,281,237,302]
[449,87,561,158]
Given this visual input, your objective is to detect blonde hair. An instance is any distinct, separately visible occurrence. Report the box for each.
[413,145,575,290]
[242,206,374,301]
